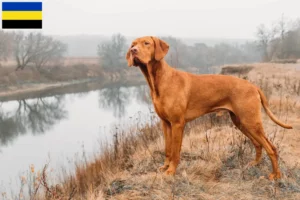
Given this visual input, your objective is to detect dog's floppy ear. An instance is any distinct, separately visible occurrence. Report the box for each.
[126,48,133,67]
[151,37,169,61]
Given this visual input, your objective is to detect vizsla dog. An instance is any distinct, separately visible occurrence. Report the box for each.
[126,36,293,180]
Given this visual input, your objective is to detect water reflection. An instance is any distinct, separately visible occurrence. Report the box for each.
[98,86,130,118]
[0,105,26,146]
[0,96,67,146]
[0,83,151,148]
[0,82,153,192]
[98,84,151,118]
[133,85,151,106]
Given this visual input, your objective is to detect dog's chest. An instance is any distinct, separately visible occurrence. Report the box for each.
[151,95,169,120]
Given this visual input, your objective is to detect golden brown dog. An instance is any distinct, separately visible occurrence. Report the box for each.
[126,36,293,180]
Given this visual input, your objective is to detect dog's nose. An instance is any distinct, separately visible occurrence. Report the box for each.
[131,47,138,53]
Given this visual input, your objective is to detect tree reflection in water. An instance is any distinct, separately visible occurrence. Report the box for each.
[98,84,152,119]
[0,96,67,147]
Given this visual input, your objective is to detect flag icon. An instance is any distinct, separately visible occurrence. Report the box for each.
[2,2,42,29]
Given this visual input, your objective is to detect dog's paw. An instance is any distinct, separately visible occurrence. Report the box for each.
[158,165,169,172]
[269,171,281,180]
[246,160,260,168]
[164,168,176,176]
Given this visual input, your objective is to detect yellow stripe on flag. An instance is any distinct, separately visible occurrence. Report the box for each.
[2,11,42,20]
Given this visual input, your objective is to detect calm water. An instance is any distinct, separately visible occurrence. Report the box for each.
[0,82,153,191]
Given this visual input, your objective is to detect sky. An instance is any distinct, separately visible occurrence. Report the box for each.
[1,0,300,39]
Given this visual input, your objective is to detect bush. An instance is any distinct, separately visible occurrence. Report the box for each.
[220,65,254,75]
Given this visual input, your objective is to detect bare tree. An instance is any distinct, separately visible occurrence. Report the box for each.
[256,16,300,61]
[278,14,288,41]
[283,21,300,58]
[97,33,127,71]
[13,32,67,71]
[256,24,277,61]
[14,32,37,70]
[161,36,187,68]
[275,14,289,59]
[0,31,13,63]
[32,34,67,69]
[295,18,300,29]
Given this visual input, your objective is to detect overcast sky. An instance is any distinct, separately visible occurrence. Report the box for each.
[1,0,299,39]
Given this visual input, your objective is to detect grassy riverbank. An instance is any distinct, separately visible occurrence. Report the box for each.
[0,64,144,101]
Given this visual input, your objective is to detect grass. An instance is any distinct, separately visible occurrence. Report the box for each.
[0,64,144,100]
[0,64,104,86]
[3,63,300,200]
[270,59,298,64]
[220,65,254,77]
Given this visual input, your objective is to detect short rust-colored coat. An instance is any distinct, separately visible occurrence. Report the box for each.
[126,36,292,180]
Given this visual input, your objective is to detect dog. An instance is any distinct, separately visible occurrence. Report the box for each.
[125,36,293,180]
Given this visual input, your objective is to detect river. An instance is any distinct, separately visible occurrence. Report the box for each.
[0,81,153,192]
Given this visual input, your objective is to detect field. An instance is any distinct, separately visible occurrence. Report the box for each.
[0,57,99,68]
[5,62,300,200]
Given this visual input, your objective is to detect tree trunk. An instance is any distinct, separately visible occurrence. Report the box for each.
[15,64,25,71]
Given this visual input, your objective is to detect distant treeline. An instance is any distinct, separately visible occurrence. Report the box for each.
[256,15,300,62]
[96,33,261,73]
[97,16,300,73]
[0,16,299,73]
[0,31,67,70]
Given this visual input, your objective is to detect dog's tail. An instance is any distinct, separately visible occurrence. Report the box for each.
[257,88,293,129]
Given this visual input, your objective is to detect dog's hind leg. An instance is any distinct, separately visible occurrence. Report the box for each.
[230,112,263,166]
[238,118,281,180]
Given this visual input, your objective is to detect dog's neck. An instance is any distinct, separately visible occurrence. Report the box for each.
[139,59,171,97]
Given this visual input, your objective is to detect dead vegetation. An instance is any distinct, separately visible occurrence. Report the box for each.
[220,65,254,77]
[270,59,298,64]
[0,64,104,88]
[4,63,300,200]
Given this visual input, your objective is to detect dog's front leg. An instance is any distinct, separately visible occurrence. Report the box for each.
[159,120,172,172]
[165,121,185,175]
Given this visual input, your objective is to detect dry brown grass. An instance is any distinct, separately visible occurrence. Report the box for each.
[0,57,103,88]
[62,57,99,67]
[0,57,99,68]
[6,63,300,200]
[220,65,254,76]
[0,64,104,87]
[270,59,298,64]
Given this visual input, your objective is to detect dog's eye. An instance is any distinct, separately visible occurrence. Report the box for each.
[131,44,134,48]
[144,41,150,45]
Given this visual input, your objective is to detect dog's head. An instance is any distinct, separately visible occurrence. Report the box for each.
[126,36,169,67]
